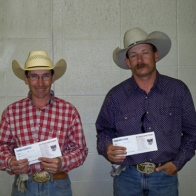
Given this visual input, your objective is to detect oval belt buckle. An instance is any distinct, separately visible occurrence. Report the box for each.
[32,171,50,183]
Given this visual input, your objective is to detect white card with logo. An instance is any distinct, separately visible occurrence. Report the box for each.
[112,132,158,156]
[14,137,62,165]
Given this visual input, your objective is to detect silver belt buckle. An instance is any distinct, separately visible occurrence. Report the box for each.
[136,162,156,174]
[32,171,50,183]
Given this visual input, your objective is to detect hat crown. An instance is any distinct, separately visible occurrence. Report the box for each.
[25,51,53,70]
[124,27,148,48]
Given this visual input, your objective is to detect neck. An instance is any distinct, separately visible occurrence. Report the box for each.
[134,72,157,93]
[31,95,51,109]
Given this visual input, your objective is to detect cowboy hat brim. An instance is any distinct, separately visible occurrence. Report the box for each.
[113,31,171,69]
[12,59,67,81]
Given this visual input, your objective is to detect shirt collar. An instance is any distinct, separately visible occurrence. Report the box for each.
[128,76,138,93]
[128,71,163,93]
[27,90,55,106]
[152,71,164,92]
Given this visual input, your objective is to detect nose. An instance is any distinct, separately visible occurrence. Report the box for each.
[37,77,44,86]
[137,54,143,63]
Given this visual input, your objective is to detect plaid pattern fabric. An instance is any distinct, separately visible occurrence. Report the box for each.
[0,91,88,173]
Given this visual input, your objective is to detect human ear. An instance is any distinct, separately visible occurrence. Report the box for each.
[52,74,55,84]
[125,58,132,69]
[155,51,159,62]
[24,75,29,85]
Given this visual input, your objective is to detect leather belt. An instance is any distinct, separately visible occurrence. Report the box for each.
[53,172,68,180]
[32,171,68,183]
[133,162,167,174]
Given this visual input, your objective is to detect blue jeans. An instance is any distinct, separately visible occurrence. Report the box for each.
[11,174,72,196]
[113,166,178,196]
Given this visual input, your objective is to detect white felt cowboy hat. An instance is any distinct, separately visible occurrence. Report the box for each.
[12,50,67,81]
[113,27,171,69]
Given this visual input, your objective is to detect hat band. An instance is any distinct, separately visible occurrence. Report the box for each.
[27,65,52,68]
[128,40,143,48]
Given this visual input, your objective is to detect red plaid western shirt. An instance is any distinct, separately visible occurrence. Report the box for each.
[0,91,88,174]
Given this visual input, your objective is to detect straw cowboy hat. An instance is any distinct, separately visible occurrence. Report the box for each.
[12,50,67,81]
[113,27,171,69]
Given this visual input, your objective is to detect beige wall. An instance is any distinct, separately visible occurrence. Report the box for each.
[0,0,196,195]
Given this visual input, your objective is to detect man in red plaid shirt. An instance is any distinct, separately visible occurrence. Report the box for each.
[0,51,88,196]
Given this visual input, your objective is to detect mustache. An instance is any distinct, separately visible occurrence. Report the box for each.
[136,63,147,69]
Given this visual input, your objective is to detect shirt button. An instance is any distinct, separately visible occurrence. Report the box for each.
[149,127,151,130]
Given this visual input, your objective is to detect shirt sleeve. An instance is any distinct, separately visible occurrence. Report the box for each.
[96,93,117,160]
[172,85,196,170]
[0,109,16,171]
[60,109,88,173]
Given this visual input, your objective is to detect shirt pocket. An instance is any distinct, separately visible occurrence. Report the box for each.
[159,107,181,135]
[39,127,67,150]
[46,127,67,138]
[115,111,138,135]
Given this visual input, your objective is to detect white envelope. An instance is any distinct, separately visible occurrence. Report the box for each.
[112,132,158,156]
[14,138,62,165]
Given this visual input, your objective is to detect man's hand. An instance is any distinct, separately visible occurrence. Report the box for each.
[9,157,29,174]
[39,157,62,173]
[155,162,178,175]
[107,144,126,163]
